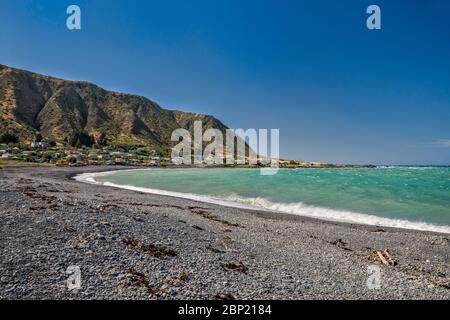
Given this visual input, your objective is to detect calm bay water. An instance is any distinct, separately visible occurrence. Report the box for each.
[92,167,450,232]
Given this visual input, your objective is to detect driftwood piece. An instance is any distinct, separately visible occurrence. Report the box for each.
[383,250,396,265]
[376,251,389,266]
[368,250,396,266]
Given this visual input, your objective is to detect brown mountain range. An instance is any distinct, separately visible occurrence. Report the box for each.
[0,64,228,147]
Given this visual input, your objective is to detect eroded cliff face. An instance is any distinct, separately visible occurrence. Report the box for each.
[0,64,229,146]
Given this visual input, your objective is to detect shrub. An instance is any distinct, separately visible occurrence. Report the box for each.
[68,132,95,148]
[0,132,19,144]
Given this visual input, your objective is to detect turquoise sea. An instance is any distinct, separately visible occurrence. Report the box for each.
[83,167,450,233]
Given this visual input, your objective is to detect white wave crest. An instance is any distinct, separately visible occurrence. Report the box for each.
[74,171,450,234]
[225,195,450,234]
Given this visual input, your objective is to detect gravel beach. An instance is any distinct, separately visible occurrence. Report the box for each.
[0,166,449,300]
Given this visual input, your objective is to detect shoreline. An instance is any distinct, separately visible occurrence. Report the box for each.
[73,168,450,235]
[1,165,449,299]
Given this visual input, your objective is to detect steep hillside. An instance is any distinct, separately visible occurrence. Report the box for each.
[0,64,228,147]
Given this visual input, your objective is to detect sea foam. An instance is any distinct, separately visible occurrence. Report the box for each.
[74,170,450,234]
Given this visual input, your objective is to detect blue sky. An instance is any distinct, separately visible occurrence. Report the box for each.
[0,0,449,164]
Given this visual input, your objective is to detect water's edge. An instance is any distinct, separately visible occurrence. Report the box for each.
[73,169,450,234]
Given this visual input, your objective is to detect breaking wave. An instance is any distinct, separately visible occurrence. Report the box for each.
[74,170,450,234]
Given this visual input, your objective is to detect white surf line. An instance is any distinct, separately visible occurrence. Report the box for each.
[73,169,263,211]
[73,169,450,234]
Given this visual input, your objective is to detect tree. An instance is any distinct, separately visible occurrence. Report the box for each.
[68,131,95,148]
[35,132,43,142]
[68,134,77,147]
[68,156,77,164]
[96,132,108,147]
[0,132,19,144]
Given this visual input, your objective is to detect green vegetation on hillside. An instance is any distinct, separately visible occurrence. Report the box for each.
[0,64,229,149]
[0,132,19,144]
